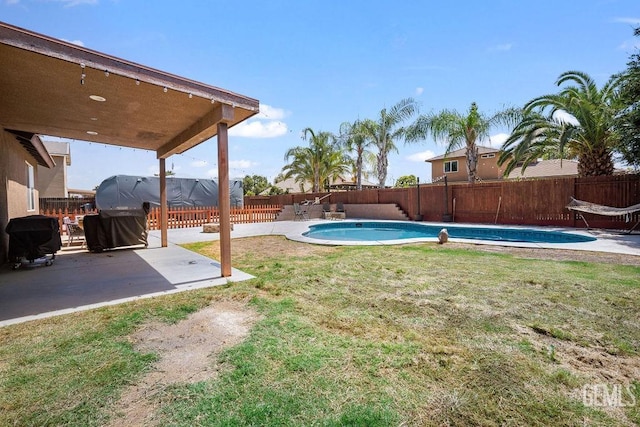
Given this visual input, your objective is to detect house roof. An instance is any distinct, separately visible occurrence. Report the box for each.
[43,141,71,166]
[426,146,498,162]
[0,21,259,159]
[7,130,55,168]
[506,159,579,179]
[273,176,378,193]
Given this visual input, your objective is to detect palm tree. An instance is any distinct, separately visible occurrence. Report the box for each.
[281,128,351,193]
[498,71,623,177]
[338,119,375,191]
[407,102,521,182]
[360,98,419,188]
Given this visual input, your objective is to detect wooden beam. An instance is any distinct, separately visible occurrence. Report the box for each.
[159,158,168,247]
[217,122,232,277]
[157,103,235,159]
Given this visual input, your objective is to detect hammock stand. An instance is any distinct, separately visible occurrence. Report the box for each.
[566,197,640,233]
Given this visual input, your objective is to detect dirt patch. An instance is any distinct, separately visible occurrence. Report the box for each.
[514,323,640,425]
[106,300,260,427]
[230,235,640,265]
[440,242,640,266]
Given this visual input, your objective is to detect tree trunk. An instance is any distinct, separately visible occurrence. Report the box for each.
[377,152,387,188]
[356,155,363,191]
[466,145,479,183]
[578,147,614,176]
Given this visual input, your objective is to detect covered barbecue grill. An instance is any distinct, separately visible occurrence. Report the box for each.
[5,215,62,269]
[83,205,149,253]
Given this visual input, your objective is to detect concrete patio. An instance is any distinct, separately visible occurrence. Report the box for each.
[0,231,254,327]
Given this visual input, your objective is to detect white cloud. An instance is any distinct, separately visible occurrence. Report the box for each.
[407,150,436,162]
[229,159,257,169]
[553,110,580,126]
[486,133,510,148]
[190,160,208,168]
[229,120,288,138]
[612,17,640,25]
[619,39,640,50]
[488,43,513,52]
[256,104,289,120]
[228,103,290,138]
[61,38,85,46]
[415,87,424,96]
[206,168,218,178]
[56,0,98,7]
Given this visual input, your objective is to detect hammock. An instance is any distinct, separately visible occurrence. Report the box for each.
[567,197,640,232]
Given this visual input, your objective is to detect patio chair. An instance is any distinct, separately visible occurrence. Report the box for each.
[293,203,309,221]
[63,216,85,247]
[336,202,345,213]
[322,203,331,219]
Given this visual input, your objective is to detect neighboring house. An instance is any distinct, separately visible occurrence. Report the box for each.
[273,177,309,194]
[506,159,579,180]
[37,140,71,198]
[426,146,503,182]
[0,130,55,263]
[328,176,378,191]
[273,176,378,193]
[426,147,581,183]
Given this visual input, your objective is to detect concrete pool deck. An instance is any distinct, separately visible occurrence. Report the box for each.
[157,219,640,256]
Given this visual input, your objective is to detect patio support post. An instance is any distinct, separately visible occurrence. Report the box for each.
[217,122,232,277]
[159,158,168,247]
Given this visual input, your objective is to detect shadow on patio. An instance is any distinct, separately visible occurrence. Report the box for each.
[0,243,253,326]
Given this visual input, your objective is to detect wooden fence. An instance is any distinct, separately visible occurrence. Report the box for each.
[145,205,281,230]
[41,204,282,233]
[41,174,640,233]
[40,197,95,212]
[246,173,640,231]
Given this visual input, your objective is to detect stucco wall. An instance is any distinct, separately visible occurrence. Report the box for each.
[0,130,41,263]
[37,154,66,197]
[431,155,503,182]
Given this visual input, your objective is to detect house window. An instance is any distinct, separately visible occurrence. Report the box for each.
[444,160,458,173]
[481,153,495,159]
[26,162,35,211]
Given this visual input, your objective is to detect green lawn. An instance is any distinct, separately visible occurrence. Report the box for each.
[1,236,639,426]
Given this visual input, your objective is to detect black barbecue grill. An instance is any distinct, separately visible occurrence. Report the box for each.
[5,215,62,269]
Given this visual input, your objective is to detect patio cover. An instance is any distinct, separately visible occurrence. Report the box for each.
[0,21,259,276]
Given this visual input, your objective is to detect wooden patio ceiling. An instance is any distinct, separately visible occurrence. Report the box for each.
[0,21,258,158]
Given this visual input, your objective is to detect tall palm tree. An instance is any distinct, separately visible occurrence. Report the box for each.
[281,128,351,193]
[407,102,521,182]
[338,119,375,191]
[360,98,419,188]
[498,71,623,177]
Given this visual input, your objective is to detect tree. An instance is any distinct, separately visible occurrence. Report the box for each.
[338,119,375,191]
[407,102,521,182]
[281,128,352,193]
[615,27,640,168]
[498,71,623,177]
[360,98,420,188]
[394,175,418,188]
[242,175,270,196]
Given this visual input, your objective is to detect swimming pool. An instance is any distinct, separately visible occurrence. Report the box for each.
[302,221,597,244]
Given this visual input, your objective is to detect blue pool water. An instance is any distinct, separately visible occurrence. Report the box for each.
[303,221,597,244]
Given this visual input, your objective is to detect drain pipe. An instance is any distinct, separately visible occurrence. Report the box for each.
[442,176,453,222]
[415,177,423,221]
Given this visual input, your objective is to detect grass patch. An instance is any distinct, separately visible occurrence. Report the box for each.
[1,236,639,426]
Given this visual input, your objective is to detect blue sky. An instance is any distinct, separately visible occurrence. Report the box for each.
[3,0,639,190]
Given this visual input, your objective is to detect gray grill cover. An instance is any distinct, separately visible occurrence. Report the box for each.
[95,175,244,210]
